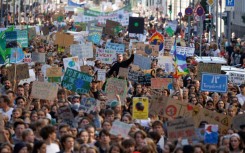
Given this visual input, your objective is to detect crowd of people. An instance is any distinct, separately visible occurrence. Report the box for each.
[0,1,245,153]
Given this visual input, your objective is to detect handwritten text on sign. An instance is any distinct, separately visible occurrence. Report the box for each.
[105,42,125,54]
[31,81,58,100]
[110,120,132,138]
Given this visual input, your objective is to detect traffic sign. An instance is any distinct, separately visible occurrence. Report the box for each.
[207,0,214,6]
[195,4,205,17]
[201,73,228,93]
[226,0,234,7]
[185,7,193,16]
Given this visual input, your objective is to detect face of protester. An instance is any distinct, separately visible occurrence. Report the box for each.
[15,124,25,137]
[111,146,121,153]
[228,108,236,117]
[4,80,11,90]
[17,87,25,96]
[136,85,142,94]
[80,131,89,143]
[135,133,145,145]
[230,136,240,150]
[38,143,46,153]
[117,54,123,63]
[102,122,112,131]
[63,137,75,150]
[153,125,164,136]
[17,99,26,108]
[18,147,28,153]
[100,133,111,145]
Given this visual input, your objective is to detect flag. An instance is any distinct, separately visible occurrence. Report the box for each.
[173,40,189,78]
[0,26,14,61]
[149,31,164,44]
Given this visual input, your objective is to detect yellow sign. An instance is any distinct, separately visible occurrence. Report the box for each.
[207,0,214,6]
[132,97,149,119]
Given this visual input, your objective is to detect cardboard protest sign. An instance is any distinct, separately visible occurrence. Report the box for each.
[31,81,58,100]
[118,67,129,78]
[70,42,93,59]
[19,69,35,84]
[31,52,46,63]
[148,95,166,116]
[138,75,151,86]
[105,42,125,54]
[46,67,63,77]
[232,114,245,130]
[7,64,30,81]
[197,63,221,80]
[151,78,172,89]
[97,69,106,81]
[63,56,80,71]
[167,118,196,141]
[163,98,194,119]
[62,68,93,94]
[5,30,28,47]
[54,32,74,47]
[204,124,219,144]
[88,26,103,45]
[80,97,100,114]
[23,53,31,63]
[192,107,232,134]
[128,70,144,83]
[164,37,175,50]
[96,48,116,64]
[134,54,151,70]
[104,20,121,36]
[132,97,149,119]
[132,42,159,57]
[105,78,127,104]
[110,120,132,138]
[228,72,245,86]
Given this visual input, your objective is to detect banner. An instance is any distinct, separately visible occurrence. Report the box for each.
[7,64,29,81]
[70,42,93,59]
[63,56,80,71]
[134,54,151,70]
[149,95,166,116]
[46,67,63,77]
[97,69,106,81]
[228,72,245,86]
[96,48,116,64]
[170,46,195,57]
[31,81,58,100]
[128,69,143,83]
[167,118,196,141]
[9,48,25,63]
[5,30,28,48]
[31,52,46,63]
[138,75,151,86]
[105,42,125,54]
[88,26,103,45]
[105,78,127,103]
[151,78,172,89]
[110,120,132,138]
[80,97,99,114]
[62,68,93,94]
[132,97,149,119]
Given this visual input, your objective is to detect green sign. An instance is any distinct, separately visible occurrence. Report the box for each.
[62,68,93,94]
[5,30,28,48]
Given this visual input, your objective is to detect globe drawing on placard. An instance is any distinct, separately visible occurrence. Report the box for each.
[145,45,153,55]
[68,61,75,67]
[75,79,84,88]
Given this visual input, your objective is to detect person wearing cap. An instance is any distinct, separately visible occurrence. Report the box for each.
[106,53,134,77]
[236,84,245,106]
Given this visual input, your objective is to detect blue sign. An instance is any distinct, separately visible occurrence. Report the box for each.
[185,7,193,16]
[226,0,234,7]
[201,73,228,93]
[9,48,25,63]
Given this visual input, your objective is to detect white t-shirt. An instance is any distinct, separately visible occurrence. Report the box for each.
[0,107,14,121]
[46,143,60,153]
[236,94,245,106]
[213,49,220,57]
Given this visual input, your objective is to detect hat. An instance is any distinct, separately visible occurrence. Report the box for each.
[186,76,192,80]
[14,142,27,153]
[109,100,120,108]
